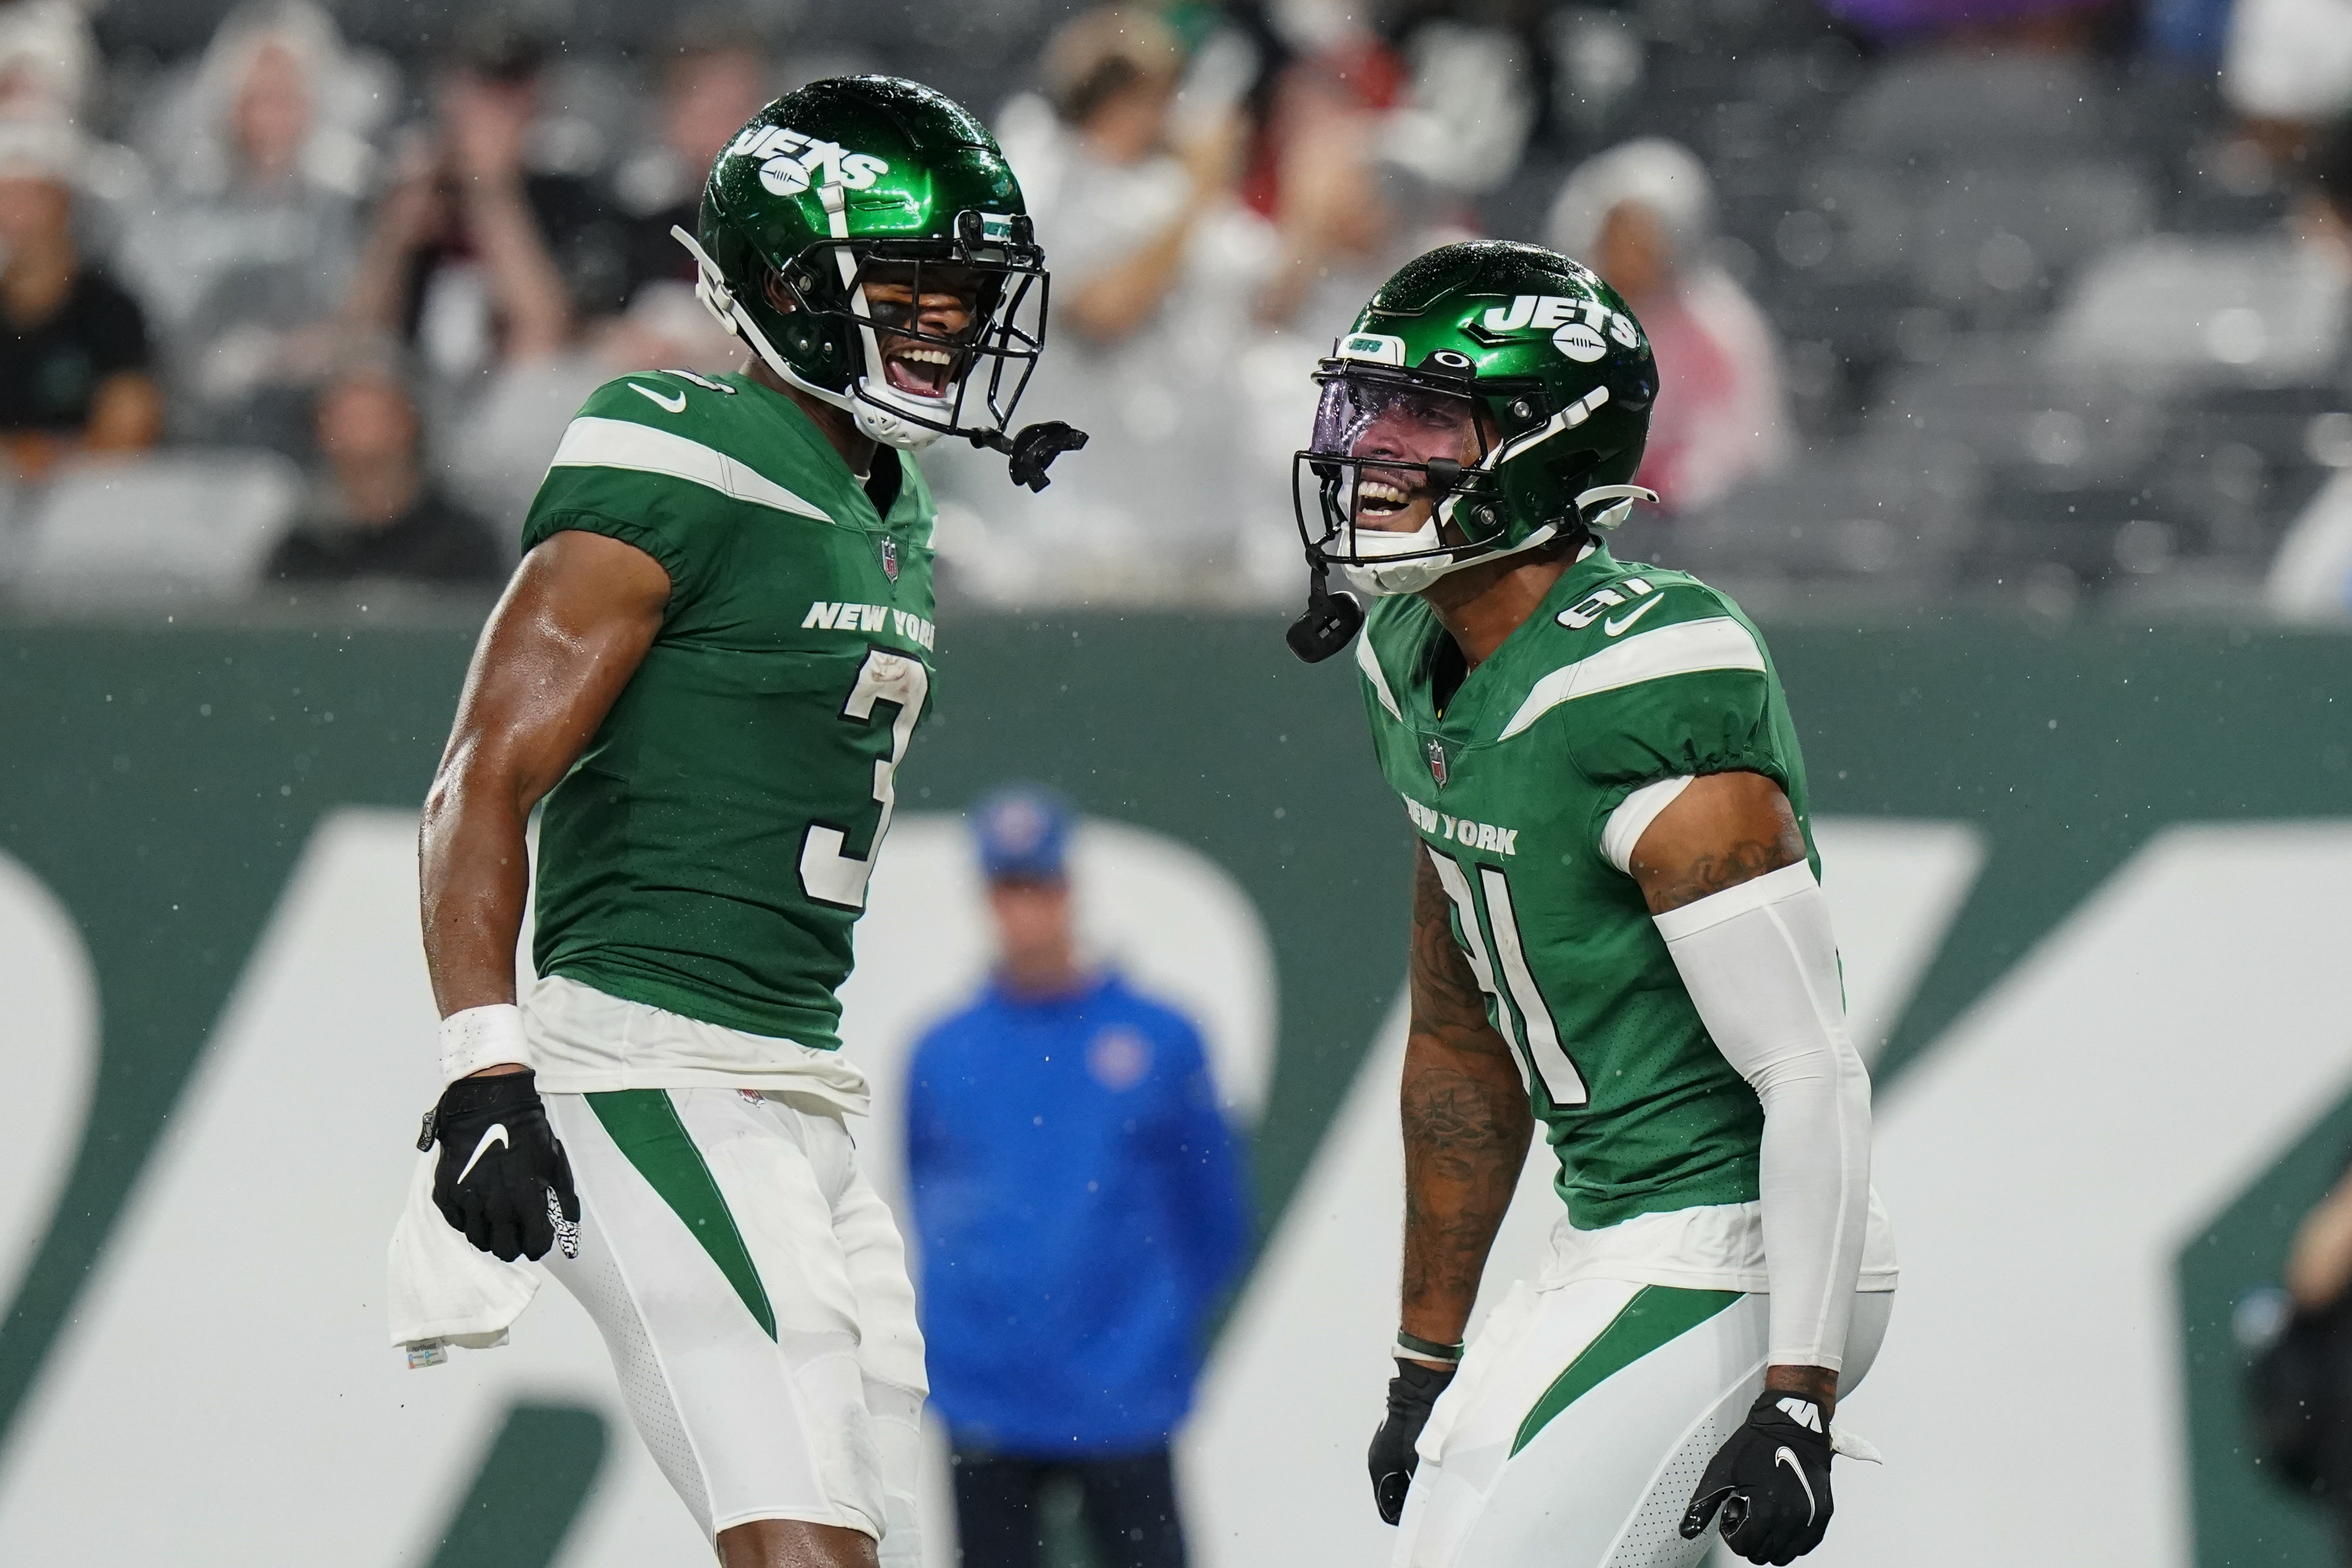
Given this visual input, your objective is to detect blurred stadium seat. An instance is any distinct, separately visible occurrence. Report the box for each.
[10,450,301,603]
[2051,235,2352,388]
[1648,438,1980,596]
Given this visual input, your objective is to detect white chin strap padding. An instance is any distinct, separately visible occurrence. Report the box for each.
[1336,519,1563,598]
[1338,556,1450,598]
[853,402,947,452]
[1338,519,1446,596]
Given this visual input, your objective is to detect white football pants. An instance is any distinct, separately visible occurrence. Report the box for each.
[541,1087,927,1560]
[1394,1280,1895,1568]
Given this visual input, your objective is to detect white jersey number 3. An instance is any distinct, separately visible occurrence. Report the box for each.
[800,647,929,910]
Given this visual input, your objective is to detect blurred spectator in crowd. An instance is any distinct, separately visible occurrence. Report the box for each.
[343,19,623,389]
[2225,0,2352,160]
[0,0,95,126]
[905,786,1248,1568]
[607,15,774,306]
[344,17,739,539]
[119,1,383,455]
[1248,4,1527,337]
[2266,117,2352,619]
[1252,68,1465,337]
[1012,8,1248,351]
[955,5,1266,586]
[0,121,158,479]
[1376,3,1536,207]
[1548,138,1792,514]
[264,345,498,586]
[439,266,742,540]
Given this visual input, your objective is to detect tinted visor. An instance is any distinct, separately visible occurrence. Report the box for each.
[1293,366,1503,567]
[1309,373,1484,464]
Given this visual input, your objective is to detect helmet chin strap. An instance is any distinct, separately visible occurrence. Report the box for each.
[671,220,948,453]
[1575,484,1659,531]
[1337,482,1658,597]
[822,187,945,453]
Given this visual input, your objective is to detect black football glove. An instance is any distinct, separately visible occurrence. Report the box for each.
[1680,1390,1835,1565]
[419,1069,580,1263]
[1368,1359,1455,1525]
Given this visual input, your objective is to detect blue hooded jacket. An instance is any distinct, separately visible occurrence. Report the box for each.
[905,969,1250,1455]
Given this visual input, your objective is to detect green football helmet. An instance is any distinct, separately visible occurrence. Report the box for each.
[675,76,1084,484]
[1287,240,1658,656]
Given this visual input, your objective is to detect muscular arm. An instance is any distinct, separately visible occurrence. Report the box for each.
[419,531,670,1040]
[1627,769,1807,916]
[1631,770,1848,1415]
[1398,846,1535,1363]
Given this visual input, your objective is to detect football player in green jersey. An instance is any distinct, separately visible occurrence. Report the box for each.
[1286,241,1898,1567]
[413,78,1082,1568]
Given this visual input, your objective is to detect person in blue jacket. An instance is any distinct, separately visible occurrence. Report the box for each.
[904,785,1251,1568]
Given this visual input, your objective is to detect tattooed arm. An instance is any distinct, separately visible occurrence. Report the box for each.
[1398,846,1536,1366]
[1625,771,1807,917]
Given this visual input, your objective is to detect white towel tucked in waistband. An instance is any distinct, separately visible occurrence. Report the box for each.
[386,1144,537,1366]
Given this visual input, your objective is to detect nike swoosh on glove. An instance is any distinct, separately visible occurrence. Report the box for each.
[1680,1390,1835,1565]
[1367,1359,1455,1525]
[422,1069,580,1263]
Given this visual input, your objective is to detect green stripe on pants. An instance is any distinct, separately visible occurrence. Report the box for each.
[1510,1286,1742,1456]
[585,1090,777,1340]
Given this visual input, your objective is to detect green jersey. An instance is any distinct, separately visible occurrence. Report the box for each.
[1356,544,1816,1230]
[522,369,939,1049]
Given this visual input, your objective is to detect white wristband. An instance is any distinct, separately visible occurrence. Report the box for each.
[438,1003,530,1085]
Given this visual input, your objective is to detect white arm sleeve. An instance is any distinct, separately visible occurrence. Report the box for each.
[1653,860,1870,1370]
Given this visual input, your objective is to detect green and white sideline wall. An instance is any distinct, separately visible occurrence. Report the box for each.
[0,616,2343,1567]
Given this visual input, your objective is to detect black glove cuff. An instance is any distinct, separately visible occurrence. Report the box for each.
[1391,1358,1456,1398]
[435,1068,541,1119]
[1745,1389,1833,1455]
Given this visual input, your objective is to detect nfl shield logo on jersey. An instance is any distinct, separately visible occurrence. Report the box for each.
[879,537,900,583]
[1426,739,1448,788]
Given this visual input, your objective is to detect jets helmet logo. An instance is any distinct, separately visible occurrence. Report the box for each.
[727,124,891,198]
[1426,740,1449,788]
[1476,295,1643,361]
[879,537,900,583]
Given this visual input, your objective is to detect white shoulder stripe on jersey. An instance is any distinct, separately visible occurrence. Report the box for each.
[1356,631,1402,720]
[1497,615,1765,740]
[549,416,834,523]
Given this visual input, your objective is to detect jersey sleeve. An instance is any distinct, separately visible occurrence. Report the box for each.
[519,374,741,602]
[1559,604,1793,855]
